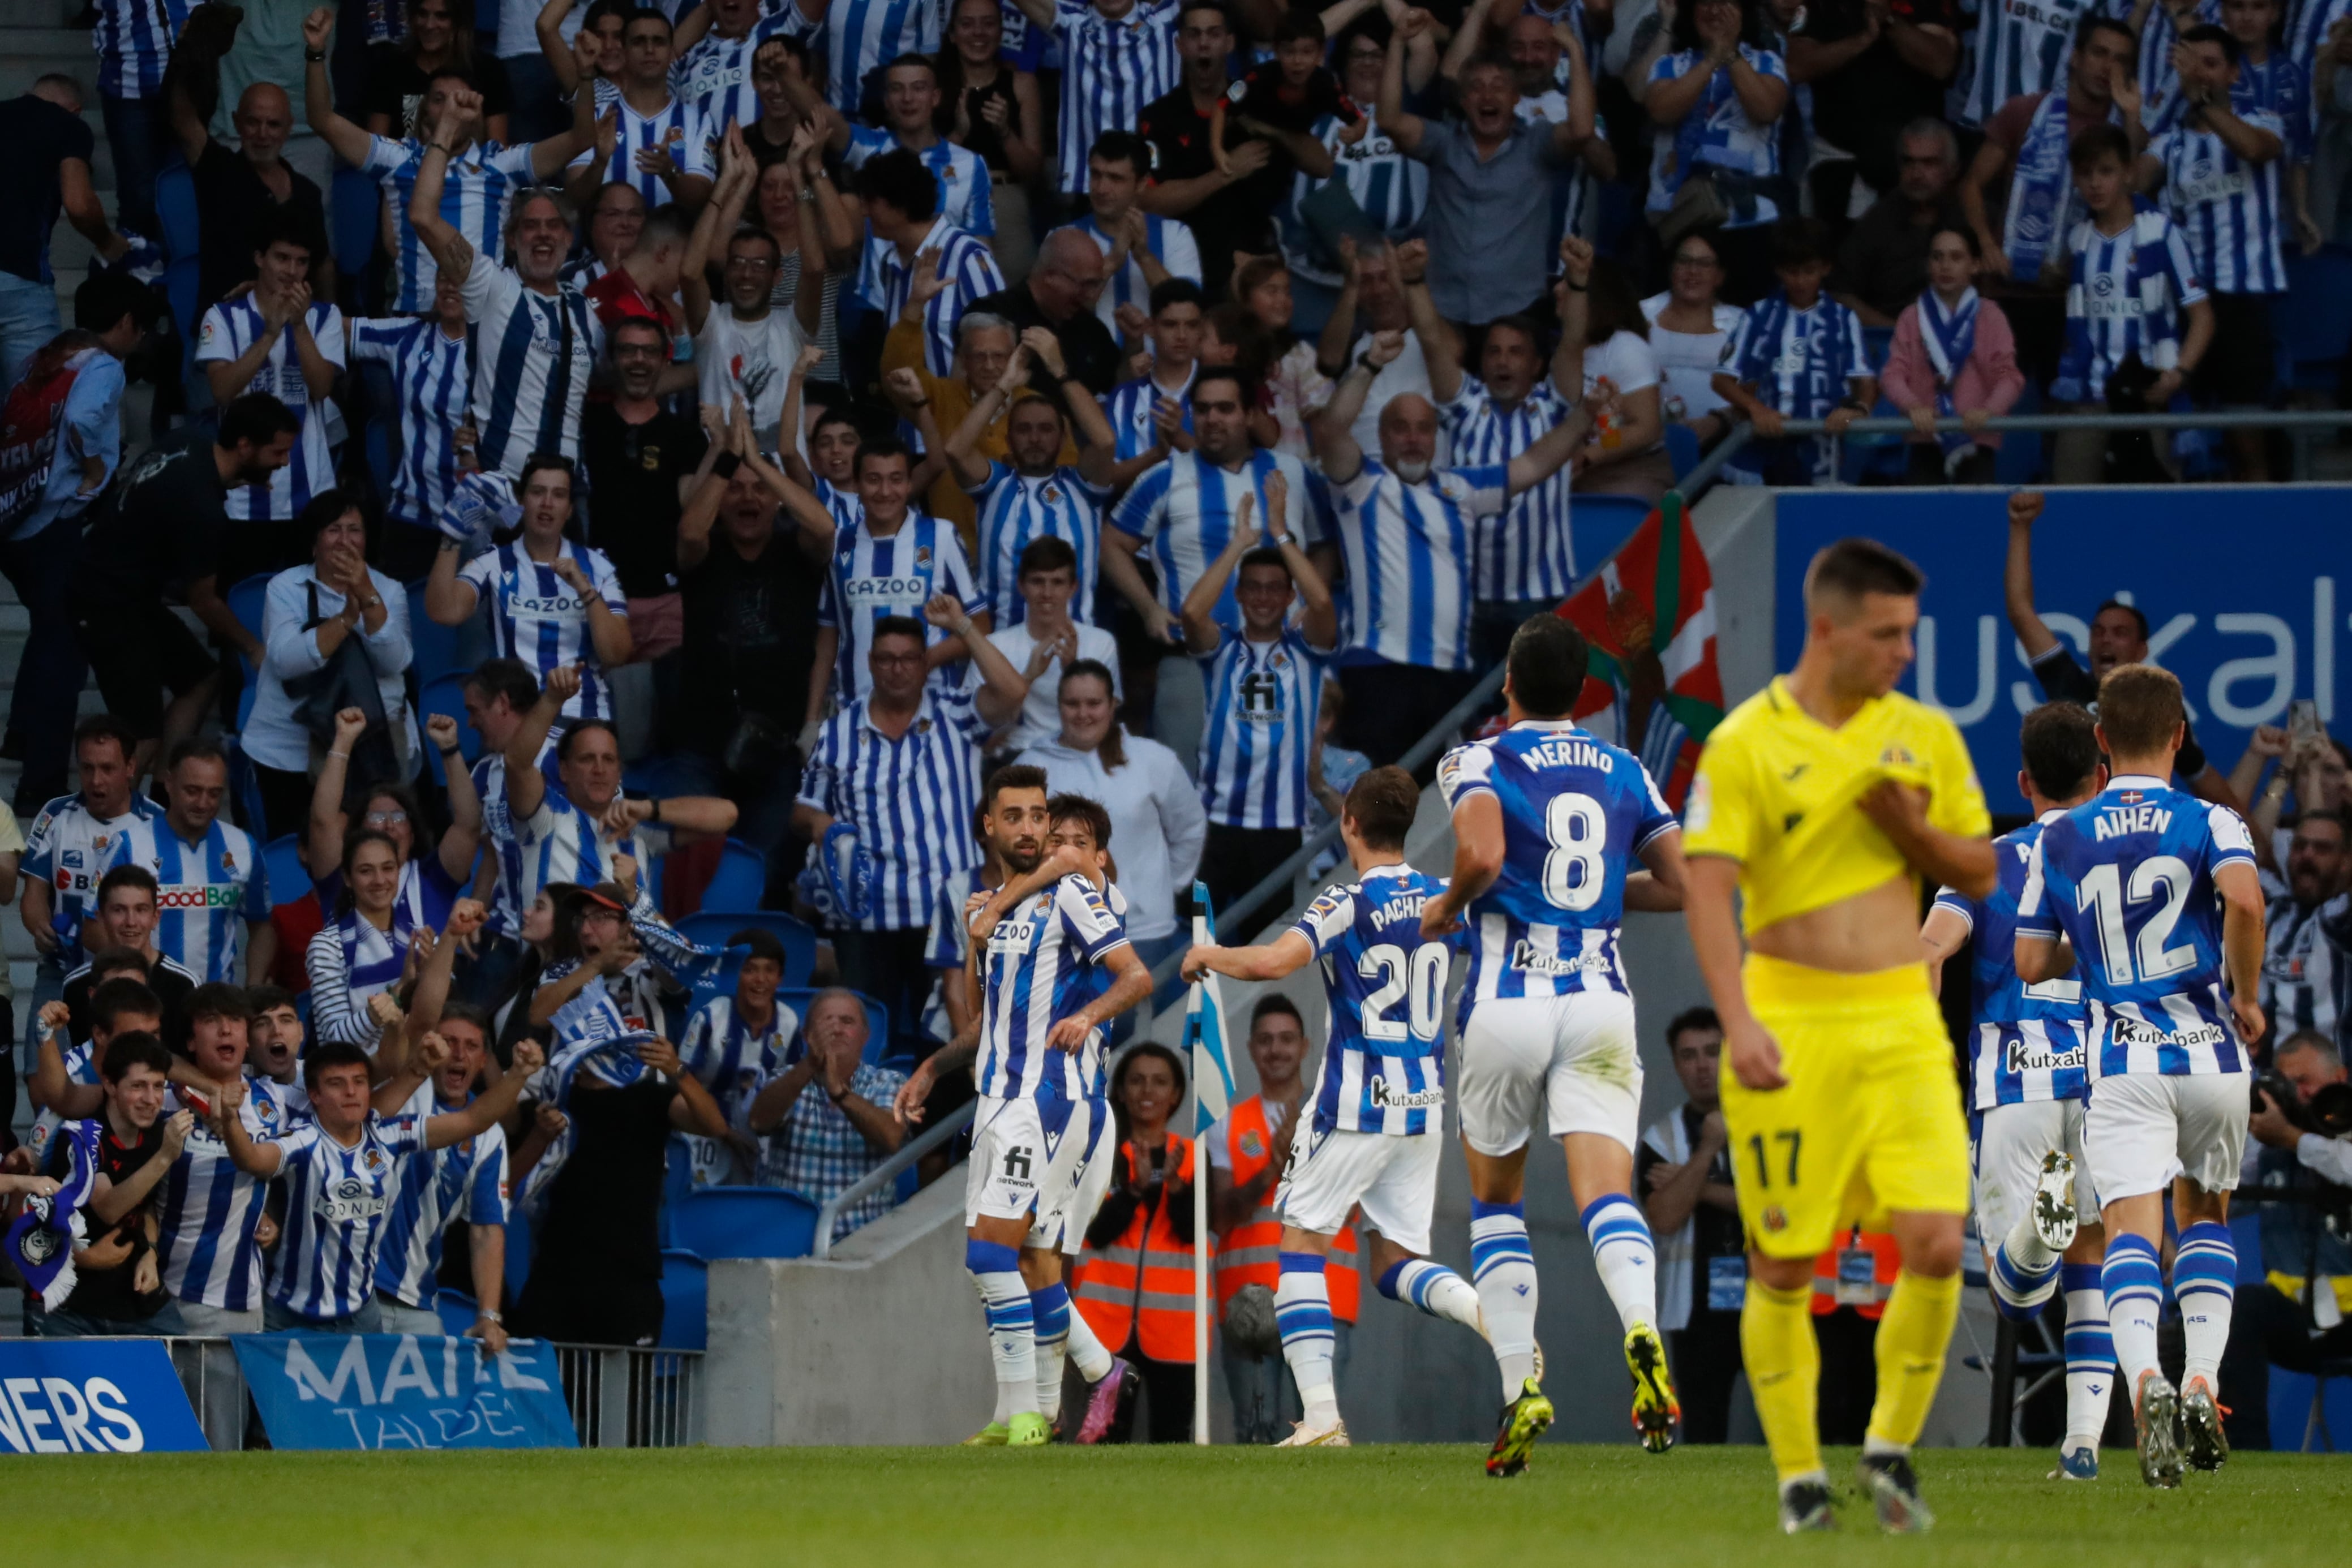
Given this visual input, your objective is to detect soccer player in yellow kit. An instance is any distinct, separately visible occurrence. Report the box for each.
[1680,539,1997,1533]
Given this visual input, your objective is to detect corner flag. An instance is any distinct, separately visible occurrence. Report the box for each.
[1184,880,1241,1445]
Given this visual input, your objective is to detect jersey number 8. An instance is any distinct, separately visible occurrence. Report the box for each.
[1358,942,1447,1042]
[1542,793,1608,912]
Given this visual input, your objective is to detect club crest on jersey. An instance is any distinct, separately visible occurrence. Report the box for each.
[1762,1204,1788,1232]
[915,547,932,568]
[1878,744,1917,769]
[364,1148,385,1171]
[1042,484,1062,504]
[1239,1129,1264,1159]
[222,852,237,872]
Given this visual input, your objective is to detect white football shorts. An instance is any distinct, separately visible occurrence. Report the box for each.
[1032,1103,1115,1253]
[2083,1071,2249,1204]
[1277,1123,1442,1256]
[964,1094,1101,1231]
[1972,1097,2098,1251]
[1457,990,1642,1157]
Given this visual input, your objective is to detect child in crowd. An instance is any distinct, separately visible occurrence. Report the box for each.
[1710,217,1873,486]
[1212,6,1366,178]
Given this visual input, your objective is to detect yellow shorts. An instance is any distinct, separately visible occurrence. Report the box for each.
[1719,953,1970,1260]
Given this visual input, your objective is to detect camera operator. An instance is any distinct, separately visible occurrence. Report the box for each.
[2218,1030,2352,1448]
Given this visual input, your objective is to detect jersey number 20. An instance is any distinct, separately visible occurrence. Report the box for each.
[1543,793,1608,912]
[1359,943,1446,1042]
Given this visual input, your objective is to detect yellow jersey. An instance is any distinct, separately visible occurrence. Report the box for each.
[1683,676,1991,935]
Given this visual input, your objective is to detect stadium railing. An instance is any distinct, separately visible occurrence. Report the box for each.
[159,1337,705,1451]
[809,1103,977,1260]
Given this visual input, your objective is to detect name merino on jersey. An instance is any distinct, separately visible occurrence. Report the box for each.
[1291,864,1456,1136]
[2017,775,2259,1078]
[1437,720,1678,1011]
[977,874,1132,1104]
[1934,813,2092,1109]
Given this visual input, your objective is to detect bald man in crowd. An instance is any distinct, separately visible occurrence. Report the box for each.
[168,19,331,324]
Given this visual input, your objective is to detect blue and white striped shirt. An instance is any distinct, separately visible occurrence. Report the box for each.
[681,993,793,1124]
[976,873,1131,1102]
[306,905,419,1047]
[1440,374,1577,604]
[108,817,268,983]
[23,791,160,969]
[968,461,1106,628]
[1197,627,1331,831]
[1072,209,1200,333]
[373,1085,509,1309]
[347,315,474,528]
[2054,208,2207,402]
[460,250,604,478]
[1051,0,1180,192]
[817,511,982,703]
[817,0,942,113]
[460,539,629,721]
[1279,110,1426,287]
[1934,813,2092,1110]
[264,1111,427,1321]
[814,474,865,533]
[1104,368,1195,462]
[675,8,821,132]
[856,216,1006,377]
[1644,46,1790,227]
[2233,53,2313,162]
[2018,775,2258,1079]
[194,297,346,521]
[1725,290,1870,418]
[1108,448,1317,630]
[1962,0,2099,124]
[1436,719,1677,1013]
[1329,457,1501,672]
[1291,863,1454,1136]
[513,780,664,908]
[362,134,542,313]
[797,686,989,932]
[157,1076,307,1312]
[844,126,996,235]
[567,94,713,207]
[93,0,192,97]
[2153,111,2287,294]
[2130,0,2218,134]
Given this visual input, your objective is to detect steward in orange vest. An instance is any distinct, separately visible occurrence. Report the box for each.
[1074,1133,1201,1364]
[1213,1096,1360,1323]
[1812,1228,1902,1321]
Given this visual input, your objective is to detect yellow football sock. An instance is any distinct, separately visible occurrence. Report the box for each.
[1740,1278,1821,1482]
[1865,1269,1963,1450]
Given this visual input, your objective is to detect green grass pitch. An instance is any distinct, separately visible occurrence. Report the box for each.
[19,1444,2350,1565]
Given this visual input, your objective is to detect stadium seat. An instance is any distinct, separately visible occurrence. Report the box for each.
[775,987,890,1064]
[434,1289,479,1337]
[223,736,273,840]
[660,1135,695,1247]
[668,1186,819,1260]
[417,672,480,787]
[698,839,769,913]
[677,910,818,985]
[330,167,380,279]
[504,1208,533,1305]
[2277,244,2352,393]
[263,834,311,908]
[155,161,200,344]
[1994,380,2046,485]
[1663,422,1699,481]
[658,1249,709,1350]
[407,578,462,690]
[226,573,274,731]
[1571,495,1652,575]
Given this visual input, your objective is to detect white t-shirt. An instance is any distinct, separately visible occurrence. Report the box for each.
[984,620,1123,754]
[695,306,809,451]
[1639,292,1745,426]
[1582,329,1663,455]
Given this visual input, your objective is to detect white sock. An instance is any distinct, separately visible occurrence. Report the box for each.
[1582,1193,1659,1334]
[1276,1252,1340,1428]
[2173,1222,2237,1390]
[2004,1201,2058,1274]
[2062,1264,2115,1449]
[966,1240,1037,1423]
[1032,1282,1072,1421]
[1378,1257,1484,1331]
[1064,1290,1115,1383]
[1471,1200,1538,1400]
[2101,1234,2165,1395]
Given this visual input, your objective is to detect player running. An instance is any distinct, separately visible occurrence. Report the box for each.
[1921,701,2115,1481]
[1184,766,1489,1448]
[2014,664,2264,1489]
[1683,539,1995,1533]
[1421,615,1689,1475]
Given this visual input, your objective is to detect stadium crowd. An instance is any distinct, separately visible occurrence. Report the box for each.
[0,0,2345,1453]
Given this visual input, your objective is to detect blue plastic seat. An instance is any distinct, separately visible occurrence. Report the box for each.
[658,1248,710,1349]
[330,166,380,278]
[504,1207,533,1305]
[676,909,818,986]
[660,1135,695,1248]
[1570,495,1654,576]
[697,838,769,913]
[263,833,311,908]
[2277,243,2352,393]
[1663,421,1700,481]
[668,1186,819,1260]
[408,579,463,690]
[433,1288,479,1337]
[418,671,480,787]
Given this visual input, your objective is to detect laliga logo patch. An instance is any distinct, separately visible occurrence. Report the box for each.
[1878,743,1917,768]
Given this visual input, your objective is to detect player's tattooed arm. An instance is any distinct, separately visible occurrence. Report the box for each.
[1182,929,1315,983]
[894,1028,980,1125]
[967,845,1088,943]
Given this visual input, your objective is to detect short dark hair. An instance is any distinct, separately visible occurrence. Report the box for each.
[1048,792,1114,850]
[2181,21,2241,61]
[1251,994,1304,1033]
[247,983,298,1017]
[730,929,789,968]
[424,62,481,92]
[2095,664,2187,757]
[2093,598,2150,642]
[518,450,577,497]
[582,0,632,27]
[88,946,152,982]
[101,1030,173,1082]
[2078,11,2137,54]
[297,487,362,543]
[438,999,493,1037]
[1238,545,1291,578]
[1090,129,1152,179]
[1274,4,1325,44]
[218,393,302,450]
[854,435,915,479]
[610,313,669,351]
[74,712,138,763]
[1507,615,1590,719]
[727,224,783,263]
[1149,277,1206,317]
[1343,766,1417,849]
[250,203,316,262]
[883,49,936,82]
[89,977,162,1034]
[872,613,927,649]
[856,147,940,222]
[1191,366,1255,408]
[2068,122,2133,171]
[187,982,252,1025]
[1018,535,1078,578]
[1931,224,1982,259]
[556,719,620,764]
[1770,214,1834,272]
[466,656,541,712]
[305,1038,375,1088]
[74,272,158,334]
[2019,701,2101,801]
[97,863,158,904]
[985,762,1051,809]
[164,737,228,776]
[1665,1006,1723,1049]
[623,5,671,33]
[1805,537,1924,609]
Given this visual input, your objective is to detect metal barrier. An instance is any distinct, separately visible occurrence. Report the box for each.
[153,1336,702,1451]
[810,1099,977,1261]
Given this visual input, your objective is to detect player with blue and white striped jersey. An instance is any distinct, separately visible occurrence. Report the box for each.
[570,79,715,211]
[1921,701,2114,1480]
[1073,135,1203,332]
[1424,613,1689,1468]
[155,1069,305,1329]
[109,746,271,985]
[347,290,474,550]
[814,446,987,710]
[2014,664,2266,1486]
[370,1009,514,1344]
[2052,127,2214,407]
[215,1034,539,1329]
[93,0,191,104]
[1185,767,1492,1447]
[195,223,346,523]
[1319,330,1591,764]
[1020,0,1181,194]
[2143,41,2287,297]
[1101,281,1204,460]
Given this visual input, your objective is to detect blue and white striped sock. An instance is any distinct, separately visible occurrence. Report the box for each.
[1031,1281,1072,1421]
[1471,1200,1538,1399]
[2101,1233,2165,1393]
[2062,1262,2114,1448]
[2173,1221,2237,1389]
[1582,1193,1658,1334]
[1989,1238,2063,1322]
[1276,1251,1341,1427]
[965,1239,1036,1424]
[1377,1257,1484,1329]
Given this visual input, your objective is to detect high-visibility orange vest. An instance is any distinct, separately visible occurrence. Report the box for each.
[1811,1228,1900,1320]
[1213,1098,1360,1324]
[1073,1135,1200,1363]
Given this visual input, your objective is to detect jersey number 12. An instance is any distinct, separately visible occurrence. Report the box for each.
[2075,855,2198,988]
